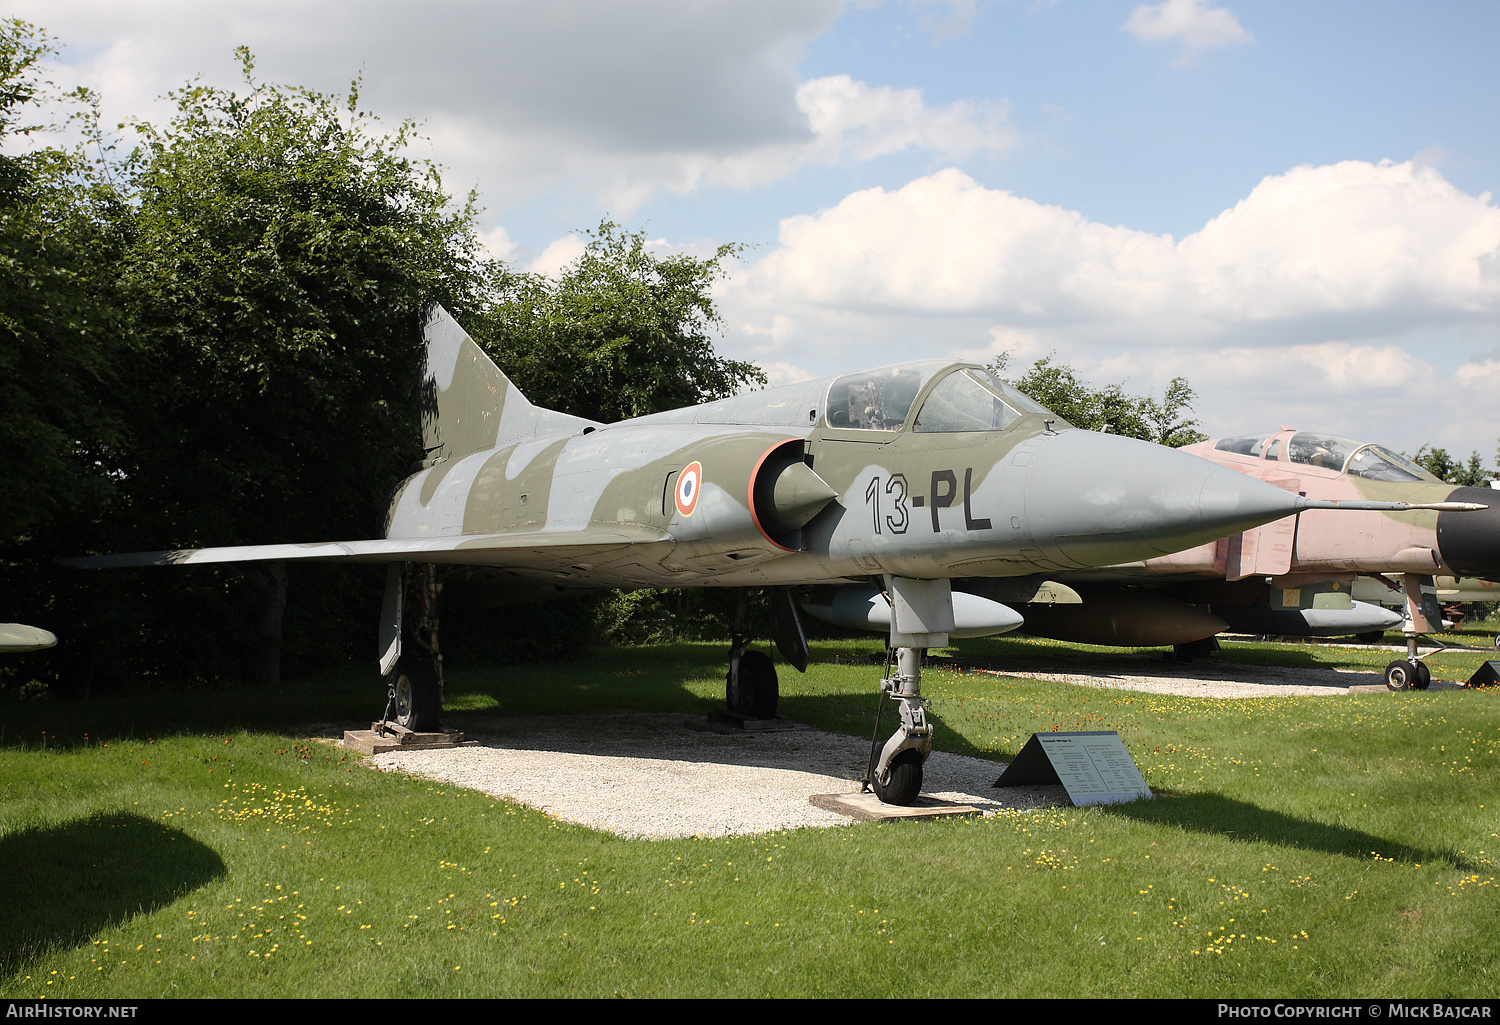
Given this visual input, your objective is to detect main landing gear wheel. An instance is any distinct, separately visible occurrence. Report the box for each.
[728,650,779,719]
[1415,661,1432,690]
[873,749,924,806]
[1384,659,1420,692]
[391,648,442,731]
[1171,637,1219,660]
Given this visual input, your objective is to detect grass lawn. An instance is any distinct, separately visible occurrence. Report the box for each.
[1,633,1496,998]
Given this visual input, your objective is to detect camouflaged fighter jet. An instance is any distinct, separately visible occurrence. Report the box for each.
[1023,428,1500,689]
[68,307,1484,804]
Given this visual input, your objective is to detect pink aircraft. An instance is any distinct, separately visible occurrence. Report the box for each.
[1009,428,1499,690]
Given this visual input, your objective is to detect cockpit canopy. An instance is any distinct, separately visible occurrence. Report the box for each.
[825,362,1056,432]
[1212,431,1441,483]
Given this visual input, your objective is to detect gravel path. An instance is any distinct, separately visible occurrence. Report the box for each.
[935,645,1471,698]
[371,713,1065,839]
[364,651,1461,840]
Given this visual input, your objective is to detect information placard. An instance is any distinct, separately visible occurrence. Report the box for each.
[993,731,1152,806]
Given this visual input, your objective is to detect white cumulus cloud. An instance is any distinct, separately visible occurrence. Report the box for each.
[15,1,1019,214]
[723,161,1500,351]
[1124,0,1254,56]
[715,160,1500,452]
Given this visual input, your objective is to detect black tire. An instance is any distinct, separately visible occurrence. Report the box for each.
[1354,631,1386,644]
[727,650,779,719]
[1172,637,1219,660]
[391,648,442,731]
[873,749,924,806]
[1415,661,1432,690]
[1384,659,1418,692]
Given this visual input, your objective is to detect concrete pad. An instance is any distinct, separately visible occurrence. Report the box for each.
[809,792,983,822]
[370,714,1042,838]
[341,726,476,756]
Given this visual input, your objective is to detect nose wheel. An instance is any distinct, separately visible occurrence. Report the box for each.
[864,645,932,806]
[872,747,924,805]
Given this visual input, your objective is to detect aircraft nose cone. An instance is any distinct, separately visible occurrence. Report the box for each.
[1436,486,1500,577]
[1026,431,1302,565]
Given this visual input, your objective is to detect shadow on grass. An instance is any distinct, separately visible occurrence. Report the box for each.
[0,643,740,750]
[1101,790,1474,871]
[0,812,225,973]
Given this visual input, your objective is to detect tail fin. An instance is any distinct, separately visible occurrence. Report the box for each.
[419,304,599,465]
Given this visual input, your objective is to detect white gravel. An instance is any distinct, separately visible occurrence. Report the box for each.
[941,644,1470,698]
[370,713,1065,839]
[363,652,1462,839]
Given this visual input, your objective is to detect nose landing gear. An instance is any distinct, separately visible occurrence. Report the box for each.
[865,644,932,805]
[861,577,953,806]
[1384,572,1437,691]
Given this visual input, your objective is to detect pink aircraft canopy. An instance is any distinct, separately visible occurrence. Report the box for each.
[1212,431,1442,484]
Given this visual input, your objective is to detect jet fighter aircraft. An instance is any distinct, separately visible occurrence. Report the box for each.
[1007,427,1500,688]
[68,308,1479,803]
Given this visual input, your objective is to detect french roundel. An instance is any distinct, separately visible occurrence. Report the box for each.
[675,461,703,517]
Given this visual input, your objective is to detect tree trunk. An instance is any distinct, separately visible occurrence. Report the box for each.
[254,560,288,686]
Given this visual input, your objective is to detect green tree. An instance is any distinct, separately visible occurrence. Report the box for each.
[3,36,773,689]
[469,221,764,421]
[989,352,1207,446]
[60,50,485,688]
[0,20,122,544]
[1409,445,1495,488]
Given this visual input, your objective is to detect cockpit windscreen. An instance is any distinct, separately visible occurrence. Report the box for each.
[1343,444,1439,483]
[912,368,1055,432]
[1211,431,1440,483]
[1284,432,1439,481]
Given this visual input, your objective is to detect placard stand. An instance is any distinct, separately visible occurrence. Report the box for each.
[1466,661,1500,688]
[994,731,1152,806]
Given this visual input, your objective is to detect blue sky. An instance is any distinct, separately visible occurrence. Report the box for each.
[16,1,1500,456]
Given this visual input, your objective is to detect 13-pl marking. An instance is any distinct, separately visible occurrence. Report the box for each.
[865,469,992,535]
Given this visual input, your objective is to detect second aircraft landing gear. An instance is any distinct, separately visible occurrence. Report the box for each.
[1383,659,1430,691]
[1384,572,1438,691]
